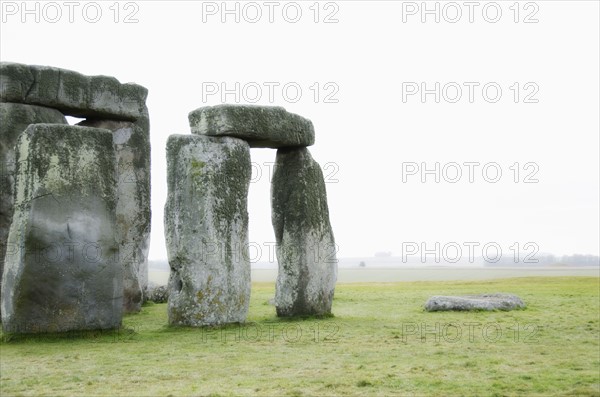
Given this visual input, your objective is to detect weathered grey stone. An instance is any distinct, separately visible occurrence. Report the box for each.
[0,103,67,312]
[1,124,121,333]
[272,147,337,317]
[165,134,251,326]
[424,294,526,312]
[77,119,151,313]
[189,105,315,148]
[0,63,151,314]
[0,62,147,120]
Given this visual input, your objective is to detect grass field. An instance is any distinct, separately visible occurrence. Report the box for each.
[1,277,599,396]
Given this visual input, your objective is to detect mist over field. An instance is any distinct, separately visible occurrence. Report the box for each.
[148,254,600,286]
[150,253,600,270]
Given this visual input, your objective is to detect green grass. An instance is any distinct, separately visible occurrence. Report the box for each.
[1,277,599,396]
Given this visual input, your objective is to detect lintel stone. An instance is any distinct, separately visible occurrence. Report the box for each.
[188,104,315,148]
[0,62,147,121]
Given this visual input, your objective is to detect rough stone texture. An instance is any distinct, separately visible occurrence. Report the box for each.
[189,105,315,148]
[77,119,151,313]
[0,103,67,312]
[1,124,122,333]
[272,147,337,317]
[165,134,251,326]
[424,294,526,312]
[0,62,147,121]
[0,63,151,315]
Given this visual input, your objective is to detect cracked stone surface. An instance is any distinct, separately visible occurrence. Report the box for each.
[77,119,151,313]
[271,147,337,317]
[424,294,526,311]
[189,104,315,148]
[0,103,67,313]
[165,134,251,326]
[1,124,122,333]
[0,62,152,314]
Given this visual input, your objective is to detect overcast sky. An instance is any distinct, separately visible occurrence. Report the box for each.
[1,1,598,261]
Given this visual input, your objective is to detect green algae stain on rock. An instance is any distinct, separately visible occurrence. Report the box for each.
[189,104,315,148]
[271,147,337,317]
[1,124,122,334]
[190,159,206,191]
[165,134,251,327]
[76,119,151,314]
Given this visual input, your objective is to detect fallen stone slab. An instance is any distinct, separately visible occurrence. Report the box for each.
[189,104,315,148]
[77,119,151,314]
[424,294,526,312]
[165,134,251,326]
[1,124,122,333]
[271,147,337,317]
[0,62,147,120]
[0,102,67,312]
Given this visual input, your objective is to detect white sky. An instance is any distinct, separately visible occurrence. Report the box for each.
[1,1,598,261]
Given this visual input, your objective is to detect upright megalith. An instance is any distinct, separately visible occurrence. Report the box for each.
[271,147,337,317]
[78,119,151,313]
[0,103,67,307]
[0,62,151,313]
[189,104,315,148]
[165,134,251,326]
[1,124,122,333]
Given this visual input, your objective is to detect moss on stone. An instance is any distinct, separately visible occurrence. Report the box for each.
[272,148,331,242]
[2,123,121,333]
[0,62,148,121]
[165,134,250,326]
[18,124,117,211]
[271,147,337,317]
[189,105,315,148]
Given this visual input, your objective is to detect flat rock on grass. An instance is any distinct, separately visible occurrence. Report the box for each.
[424,293,525,311]
[188,104,315,148]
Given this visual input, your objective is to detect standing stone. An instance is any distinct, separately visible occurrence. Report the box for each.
[189,104,315,148]
[165,134,251,326]
[78,119,151,313]
[0,103,67,311]
[272,148,337,317]
[1,124,122,333]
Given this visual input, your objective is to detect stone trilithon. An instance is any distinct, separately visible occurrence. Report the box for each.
[164,104,337,326]
[1,62,151,334]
